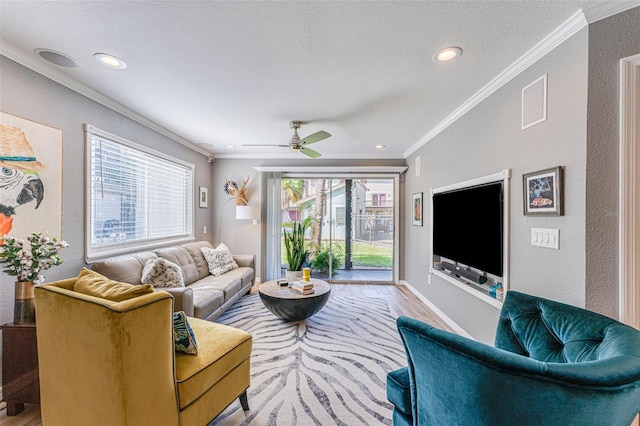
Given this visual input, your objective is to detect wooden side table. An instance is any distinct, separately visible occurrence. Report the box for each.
[1,322,40,415]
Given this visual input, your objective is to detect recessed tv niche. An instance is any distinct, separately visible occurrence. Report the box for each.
[431,170,510,295]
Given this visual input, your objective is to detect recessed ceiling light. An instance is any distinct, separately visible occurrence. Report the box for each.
[225,145,236,149]
[34,48,77,68]
[433,46,463,63]
[94,53,126,69]
[375,144,386,149]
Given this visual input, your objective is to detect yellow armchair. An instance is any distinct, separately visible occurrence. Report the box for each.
[34,278,252,425]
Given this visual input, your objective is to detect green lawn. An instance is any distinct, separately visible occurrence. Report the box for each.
[280,238,392,269]
[351,241,393,268]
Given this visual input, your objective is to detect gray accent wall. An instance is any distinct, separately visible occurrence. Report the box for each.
[210,158,408,283]
[210,159,263,279]
[403,29,589,344]
[0,56,214,328]
[585,7,640,318]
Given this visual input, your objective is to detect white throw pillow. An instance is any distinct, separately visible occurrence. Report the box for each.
[201,243,239,276]
[141,258,185,288]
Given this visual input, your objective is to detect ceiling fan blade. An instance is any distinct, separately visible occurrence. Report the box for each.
[300,146,322,158]
[301,130,331,145]
[241,144,290,147]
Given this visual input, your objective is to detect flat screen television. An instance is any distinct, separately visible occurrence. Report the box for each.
[432,181,503,277]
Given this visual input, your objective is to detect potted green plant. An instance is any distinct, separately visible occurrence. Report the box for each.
[282,216,313,279]
[310,243,343,276]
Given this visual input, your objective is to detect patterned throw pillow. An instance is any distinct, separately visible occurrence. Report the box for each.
[173,311,198,355]
[141,258,185,288]
[201,243,239,276]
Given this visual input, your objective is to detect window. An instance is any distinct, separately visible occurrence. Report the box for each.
[85,125,194,261]
[335,206,346,226]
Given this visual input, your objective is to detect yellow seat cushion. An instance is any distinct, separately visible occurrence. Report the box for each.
[73,268,155,302]
[175,317,252,409]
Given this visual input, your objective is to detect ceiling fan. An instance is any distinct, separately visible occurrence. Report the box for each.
[243,121,331,158]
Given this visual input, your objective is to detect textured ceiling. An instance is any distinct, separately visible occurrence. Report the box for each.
[0,1,620,159]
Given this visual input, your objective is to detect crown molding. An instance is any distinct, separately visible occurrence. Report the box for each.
[403,9,589,158]
[0,40,212,157]
[583,0,640,23]
[253,166,408,174]
[404,2,640,159]
[215,152,405,160]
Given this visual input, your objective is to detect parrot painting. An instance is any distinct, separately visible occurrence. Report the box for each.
[0,124,47,241]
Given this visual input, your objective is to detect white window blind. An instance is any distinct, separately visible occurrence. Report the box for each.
[85,125,194,261]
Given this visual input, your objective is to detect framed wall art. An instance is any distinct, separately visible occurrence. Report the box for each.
[523,166,563,216]
[412,192,423,226]
[0,111,63,239]
[199,186,208,208]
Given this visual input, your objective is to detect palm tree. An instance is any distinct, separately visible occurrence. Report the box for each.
[281,179,304,221]
[310,179,326,256]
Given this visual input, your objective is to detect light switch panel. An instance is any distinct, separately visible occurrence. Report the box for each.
[531,228,559,249]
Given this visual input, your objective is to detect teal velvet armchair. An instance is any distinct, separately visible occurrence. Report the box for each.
[387,291,640,425]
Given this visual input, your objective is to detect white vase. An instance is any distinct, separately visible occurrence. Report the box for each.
[285,270,303,280]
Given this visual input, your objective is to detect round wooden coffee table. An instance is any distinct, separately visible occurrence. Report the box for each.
[258,278,331,322]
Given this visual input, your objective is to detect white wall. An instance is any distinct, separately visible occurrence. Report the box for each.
[403,29,589,343]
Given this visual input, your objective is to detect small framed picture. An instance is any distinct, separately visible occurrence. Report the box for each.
[523,166,563,216]
[199,186,208,208]
[412,192,423,226]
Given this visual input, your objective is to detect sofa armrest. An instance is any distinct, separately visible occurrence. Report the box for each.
[233,254,255,269]
[161,287,194,316]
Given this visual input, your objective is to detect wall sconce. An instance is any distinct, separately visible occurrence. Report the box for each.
[236,205,260,225]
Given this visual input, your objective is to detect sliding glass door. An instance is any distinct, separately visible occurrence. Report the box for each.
[281,176,396,283]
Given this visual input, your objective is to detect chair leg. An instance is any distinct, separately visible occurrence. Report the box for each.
[239,390,249,411]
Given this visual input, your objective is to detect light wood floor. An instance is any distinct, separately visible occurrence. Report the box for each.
[0,283,453,425]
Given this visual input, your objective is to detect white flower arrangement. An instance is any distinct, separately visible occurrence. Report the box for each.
[0,232,69,284]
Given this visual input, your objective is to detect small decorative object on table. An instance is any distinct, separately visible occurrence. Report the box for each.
[488,282,504,301]
[0,232,68,323]
[289,280,314,295]
[495,283,504,301]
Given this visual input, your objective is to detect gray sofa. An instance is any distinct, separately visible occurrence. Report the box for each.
[90,241,255,321]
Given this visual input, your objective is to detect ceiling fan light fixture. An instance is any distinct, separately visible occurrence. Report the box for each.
[433,46,463,63]
[242,120,330,158]
[94,53,127,69]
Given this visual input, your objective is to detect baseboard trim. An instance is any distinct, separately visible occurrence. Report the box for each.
[398,280,473,339]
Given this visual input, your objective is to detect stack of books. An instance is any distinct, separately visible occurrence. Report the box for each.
[289,280,314,295]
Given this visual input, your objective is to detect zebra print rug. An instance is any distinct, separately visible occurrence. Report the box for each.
[211,294,407,426]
